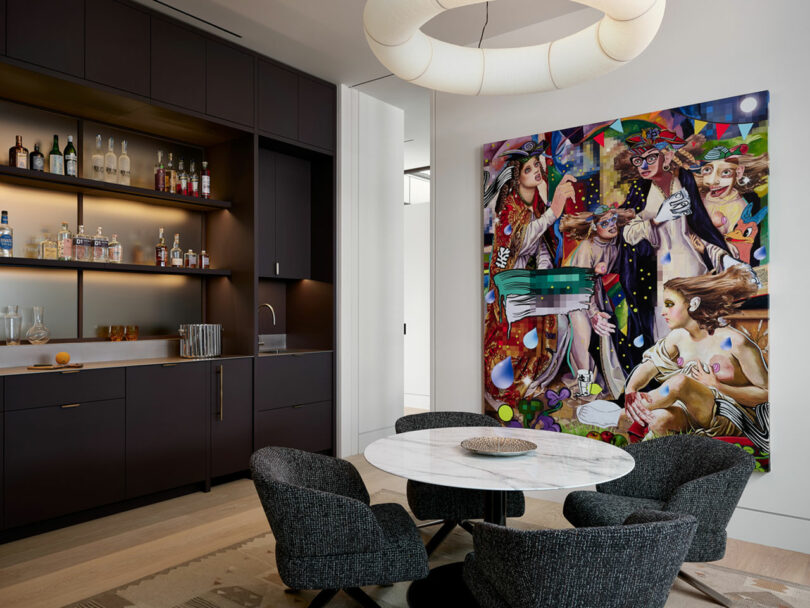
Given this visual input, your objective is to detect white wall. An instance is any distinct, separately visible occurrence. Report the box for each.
[338,86,405,456]
[432,0,810,553]
[404,201,431,409]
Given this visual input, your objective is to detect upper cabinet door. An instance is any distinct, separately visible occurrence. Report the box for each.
[258,60,298,140]
[258,148,277,277]
[85,0,149,97]
[0,0,6,56]
[275,153,311,280]
[151,17,206,114]
[7,0,85,77]
[206,39,254,127]
[299,77,336,152]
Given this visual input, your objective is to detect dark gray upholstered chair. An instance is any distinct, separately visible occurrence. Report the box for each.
[395,411,525,555]
[563,434,755,607]
[462,511,697,608]
[250,447,429,608]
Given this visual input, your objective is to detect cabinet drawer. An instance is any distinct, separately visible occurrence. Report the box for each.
[254,401,332,453]
[5,368,125,411]
[254,352,332,410]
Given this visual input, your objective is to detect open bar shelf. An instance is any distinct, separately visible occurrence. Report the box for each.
[0,164,232,211]
[0,256,230,276]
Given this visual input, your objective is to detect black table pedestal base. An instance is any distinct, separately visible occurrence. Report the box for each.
[485,489,507,526]
[406,562,477,608]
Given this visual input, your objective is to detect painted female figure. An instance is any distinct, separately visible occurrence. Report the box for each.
[623,265,769,453]
[483,139,576,415]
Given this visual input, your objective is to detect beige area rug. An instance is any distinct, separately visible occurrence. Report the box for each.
[63,490,810,608]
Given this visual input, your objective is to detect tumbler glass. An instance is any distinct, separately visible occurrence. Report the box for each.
[4,305,22,345]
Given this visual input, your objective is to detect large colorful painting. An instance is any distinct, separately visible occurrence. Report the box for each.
[483,91,770,470]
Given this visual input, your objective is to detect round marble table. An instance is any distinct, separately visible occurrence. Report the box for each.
[364,426,635,525]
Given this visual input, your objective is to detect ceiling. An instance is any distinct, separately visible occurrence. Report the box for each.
[135,0,582,169]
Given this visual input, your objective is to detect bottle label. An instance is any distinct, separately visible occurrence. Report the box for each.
[66,154,78,177]
[202,175,211,196]
[50,156,64,175]
[0,234,12,251]
[191,180,199,195]
[60,237,73,259]
[15,155,27,169]
[32,156,44,171]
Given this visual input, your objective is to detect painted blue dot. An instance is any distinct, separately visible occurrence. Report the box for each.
[721,337,733,351]
[504,224,513,235]
[523,328,539,349]
[753,246,767,261]
[484,275,490,289]
[661,385,670,396]
[491,357,515,390]
[661,252,672,265]
[633,335,645,348]
[485,289,496,304]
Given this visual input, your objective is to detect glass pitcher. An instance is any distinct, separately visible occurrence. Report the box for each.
[4,305,22,345]
[25,306,50,344]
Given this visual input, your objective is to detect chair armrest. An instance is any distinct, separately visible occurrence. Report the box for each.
[664,472,746,531]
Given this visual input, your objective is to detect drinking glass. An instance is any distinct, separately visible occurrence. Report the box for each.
[4,305,22,345]
[125,325,139,341]
[109,325,125,341]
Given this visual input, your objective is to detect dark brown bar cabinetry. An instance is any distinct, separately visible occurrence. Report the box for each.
[210,358,254,478]
[299,76,336,152]
[150,17,207,113]
[7,0,84,77]
[258,60,298,140]
[125,363,209,498]
[254,352,332,410]
[0,0,6,56]
[206,39,255,127]
[255,401,332,453]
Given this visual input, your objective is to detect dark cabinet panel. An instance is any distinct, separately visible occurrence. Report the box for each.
[5,368,124,411]
[150,17,206,114]
[0,378,4,531]
[211,358,253,478]
[255,352,331,411]
[258,61,298,140]
[5,399,125,528]
[0,0,6,56]
[275,153,311,279]
[254,401,332,453]
[257,148,277,277]
[85,0,149,96]
[7,0,84,77]
[126,363,208,497]
[206,39,254,127]
[299,77,335,151]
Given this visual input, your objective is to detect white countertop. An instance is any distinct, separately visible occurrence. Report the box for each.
[364,426,635,492]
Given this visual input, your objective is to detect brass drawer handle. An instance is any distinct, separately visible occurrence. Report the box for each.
[61,369,81,374]
[218,364,224,421]
[292,404,304,409]
[61,403,81,409]
[162,363,177,367]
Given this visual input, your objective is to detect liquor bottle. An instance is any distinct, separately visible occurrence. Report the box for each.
[154,150,165,192]
[0,210,13,257]
[38,234,58,260]
[49,135,64,175]
[201,161,211,199]
[183,249,198,268]
[189,160,200,197]
[57,221,73,260]
[166,152,176,193]
[155,226,167,267]
[118,140,131,186]
[108,233,122,263]
[29,144,45,172]
[169,233,183,267]
[105,137,117,183]
[92,227,108,262]
[199,249,209,269]
[73,225,92,262]
[9,135,29,169]
[64,135,78,177]
[176,158,188,196]
[92,134,105,181]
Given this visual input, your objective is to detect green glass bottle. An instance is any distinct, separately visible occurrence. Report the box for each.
[64,135,78,177]
[49,134,64,175]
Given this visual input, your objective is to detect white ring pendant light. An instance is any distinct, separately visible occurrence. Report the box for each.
[363,0,666,95]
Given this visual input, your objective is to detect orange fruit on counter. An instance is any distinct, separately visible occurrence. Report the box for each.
[55,351,70,365]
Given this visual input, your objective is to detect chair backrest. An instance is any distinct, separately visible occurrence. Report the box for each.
[395,411,500,434]
[465,510,697,608]
[597,434,755,501]
[250,447,384,557]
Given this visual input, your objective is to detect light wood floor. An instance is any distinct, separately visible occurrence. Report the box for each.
[0,455,808,608]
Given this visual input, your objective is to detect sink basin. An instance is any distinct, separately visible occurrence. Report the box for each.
[258,333,286,353]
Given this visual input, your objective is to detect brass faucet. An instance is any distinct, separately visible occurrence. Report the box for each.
[258,303,276,326]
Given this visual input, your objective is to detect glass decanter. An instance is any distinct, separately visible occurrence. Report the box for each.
[4,305,22,345]
[25,306,50,344]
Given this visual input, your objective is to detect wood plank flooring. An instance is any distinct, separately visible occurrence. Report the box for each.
[0,454,807,608]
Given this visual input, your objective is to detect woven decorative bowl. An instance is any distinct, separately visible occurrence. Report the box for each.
[460,436,537,457]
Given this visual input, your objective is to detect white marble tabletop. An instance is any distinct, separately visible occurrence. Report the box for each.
[364,426,635,492]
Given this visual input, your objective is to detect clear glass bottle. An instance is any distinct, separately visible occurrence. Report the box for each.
[201,161,211,198]
[4,305,21,345]
[25,306,50,344]
[57,221,73,260]
[10,135,29,169]
[154,150,165,192]
[29,143,45,171]
[38,233,58,260]
[49,134,64,175]
[73,224,92,262]
[166,152,176,193]
[105,137,117,183]
[64,135,78,177]
[169,233,183,267]
[92,227,108,262]
[92,134,105,180]
[108,233,122,263]
[199,249,209,269]
[118,140,131,186]
[0,210,12,257]
[189,160,199,197]
[177,158,188,196]
[183,249,198,268]
[155,226,167,267]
